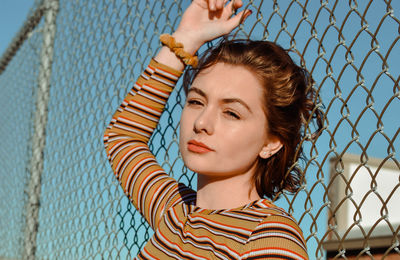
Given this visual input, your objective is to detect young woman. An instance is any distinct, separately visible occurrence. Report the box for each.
[104,0,321,259]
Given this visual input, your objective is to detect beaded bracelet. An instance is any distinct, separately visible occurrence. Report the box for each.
[160,34,198,68]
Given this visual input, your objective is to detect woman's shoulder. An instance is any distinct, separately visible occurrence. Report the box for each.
[247,199,295,217]
[243,199,308,259]
[247,199,303,232]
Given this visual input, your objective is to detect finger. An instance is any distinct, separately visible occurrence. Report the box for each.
[224,9,252,32]
[225,0,243,17]
[208,0,217,11]
[221,0,235,18]
[228,0,243,11]
[215,0,225,9]
[233,0,243,10]
[240,9,252,23]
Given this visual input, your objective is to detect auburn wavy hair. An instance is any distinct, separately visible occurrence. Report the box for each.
[182,39,323,199]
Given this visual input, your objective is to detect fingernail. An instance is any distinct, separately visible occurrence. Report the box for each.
[240,10,252,23]
[245,9,252,17]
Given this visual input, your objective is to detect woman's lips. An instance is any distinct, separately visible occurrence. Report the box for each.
[187,140,214,154]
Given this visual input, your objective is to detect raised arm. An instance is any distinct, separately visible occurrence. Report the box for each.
[155,0,251,70]
[104,0,251,230]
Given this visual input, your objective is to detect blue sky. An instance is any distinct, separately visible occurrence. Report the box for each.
[0,1,34,56]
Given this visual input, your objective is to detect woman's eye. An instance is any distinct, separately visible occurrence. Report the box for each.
[187,99,203,106]
[224,110,240,119]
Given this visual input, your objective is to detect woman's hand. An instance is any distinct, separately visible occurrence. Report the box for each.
[173,0,251,53]
[155,0,251,70]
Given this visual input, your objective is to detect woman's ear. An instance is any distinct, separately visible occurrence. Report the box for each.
[259,137,283,159]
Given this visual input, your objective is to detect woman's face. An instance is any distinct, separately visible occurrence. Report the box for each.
[179,62,271,178]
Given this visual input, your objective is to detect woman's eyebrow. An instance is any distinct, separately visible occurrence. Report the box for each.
[221,98,252,113]
[188,87,206,98]
[188,87,252,113]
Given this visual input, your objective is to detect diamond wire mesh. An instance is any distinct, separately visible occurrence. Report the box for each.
[0,1,44,258]
[0,0,399,259]
[0,30,42,259]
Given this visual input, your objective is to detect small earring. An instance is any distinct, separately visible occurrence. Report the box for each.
[263,151,268,157]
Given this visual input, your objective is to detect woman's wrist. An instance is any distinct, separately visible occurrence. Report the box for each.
[154,31,204,71]
[171,31,204,55]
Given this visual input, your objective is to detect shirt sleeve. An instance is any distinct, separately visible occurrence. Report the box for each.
[243,213,309,260]
[103,59,194,230]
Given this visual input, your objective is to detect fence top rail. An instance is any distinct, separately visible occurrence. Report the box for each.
[0,0,45,75]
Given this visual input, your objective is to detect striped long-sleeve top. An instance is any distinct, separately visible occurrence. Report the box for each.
[103,59,309,259]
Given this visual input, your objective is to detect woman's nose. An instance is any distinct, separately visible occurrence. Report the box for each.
[193,108,215,135]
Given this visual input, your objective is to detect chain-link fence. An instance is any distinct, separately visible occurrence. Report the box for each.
[0,0,399,259]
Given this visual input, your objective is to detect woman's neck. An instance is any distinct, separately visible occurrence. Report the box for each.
[196,172,261,210]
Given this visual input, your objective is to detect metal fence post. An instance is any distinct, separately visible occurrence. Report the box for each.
[23,0,59,259]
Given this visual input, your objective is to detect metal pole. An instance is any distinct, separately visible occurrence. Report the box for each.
[0,1,46,74]
[23,0,59,259]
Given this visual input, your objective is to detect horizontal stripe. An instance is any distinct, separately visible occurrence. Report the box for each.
[117,115,154,133]
[252,221,305,248]
[220,211,265,222]
[189,215,253,235]
[113,122,152,138]
[138,90,166,105]
[166,208,241,259]
[153,229,209,260]
[154,65,179,81]
[242,247,307,260]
